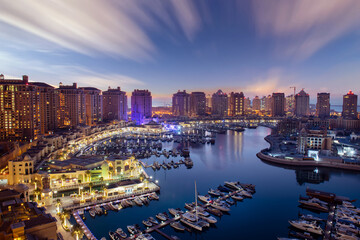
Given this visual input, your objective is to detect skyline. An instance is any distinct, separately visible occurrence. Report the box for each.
[1,0,360,105]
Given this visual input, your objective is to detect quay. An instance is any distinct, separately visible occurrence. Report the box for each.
[73,211,97,240]
[64,185,159,211]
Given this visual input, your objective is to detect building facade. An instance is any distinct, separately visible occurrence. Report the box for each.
[252,96,261,111]
[271,93,285,117]
[316,92,330,118]
[103,87,128,122]
[80,87,103,126]
[56,83,85,127]
[172,90,190,117]
[342,90,358,119]
[190,92,206,117]
[211,90,228,117]
[295,89,310,117]
[131,89,152,124]
[228,92,245,117]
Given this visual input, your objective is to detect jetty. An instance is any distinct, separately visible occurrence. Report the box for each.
[73,211,97,240]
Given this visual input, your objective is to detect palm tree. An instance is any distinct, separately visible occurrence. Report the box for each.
[99,176,104,182]
[88,182,93,194]
[56,199,61,214]
[61,174,66,187]
[85,170,91,182]
[61,209,71,228]
[71,223,83,240]
[34,188,41,202]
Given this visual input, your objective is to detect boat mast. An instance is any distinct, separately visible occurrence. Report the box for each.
[195,180,198,221]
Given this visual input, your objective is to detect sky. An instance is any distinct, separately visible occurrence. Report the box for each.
[1,0,360,106]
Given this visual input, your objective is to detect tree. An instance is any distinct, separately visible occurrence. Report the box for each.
[89,182,93,194]
[85,170,91,182]
[34,188,41,202]
[99,176,104,182]
[61,209,71,228]
[56,199,62,214]
[71,223,83,240]
[61,174,66,187]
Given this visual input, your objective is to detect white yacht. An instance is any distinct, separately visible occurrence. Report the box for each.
[210,201,230,212]
[289,220,323,235]
[198,195,211,203]
[224,181,242,191]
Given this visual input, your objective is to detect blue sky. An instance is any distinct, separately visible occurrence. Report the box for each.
[1,0,360,106]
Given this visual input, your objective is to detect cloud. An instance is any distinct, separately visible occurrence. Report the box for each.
[252,0,360,60]
[0,0,204,61]
[0,51,144,91]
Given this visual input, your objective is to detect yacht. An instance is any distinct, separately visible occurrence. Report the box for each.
[109,231,121,240]
[224,181,242,191]
[89,208,96,218]
[199,215,217,224]
[134,197,143,206]
[210,201,230,212]
[127,225,138,235]
[239,190,253,198]
[94,205,103,215]
[170,221,186,231]
[289,220,323,235]
[148,216,159,225]
[142,219,152,227]
[226,198,235,205]
[208,188,222,197]
[232,194,244,201]
[168,208,184,216]
[156,212,167,221]
[182,212,197,222]
[180,218,202,231]
[136,233,155,240]
[299,198,328,212]
[198,195,212,203]
[116,228,127,239]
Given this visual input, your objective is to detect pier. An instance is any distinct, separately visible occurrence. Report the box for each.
[73,211,97,240]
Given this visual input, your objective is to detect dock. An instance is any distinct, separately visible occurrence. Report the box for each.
[73,211,97,240]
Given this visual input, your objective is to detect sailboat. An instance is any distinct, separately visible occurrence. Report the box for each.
[180,181,210,231]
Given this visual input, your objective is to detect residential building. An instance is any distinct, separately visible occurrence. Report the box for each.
[295,89,310,117]
[131,89,152,124]
[211,89,228,117]
[80,87,103,126]
[316,93,330,118]
[56,83,85,127]
[190,92,206,117]
[172,90,190,117]
[244,97,251,110]
[271,93,285,117]
[297,128,332,155]
[103,87,128,122]
[342,90,358,119]
[228,92,245,116]
[0,75,41,141]
[264,95,272,111]
[252,96,261,111]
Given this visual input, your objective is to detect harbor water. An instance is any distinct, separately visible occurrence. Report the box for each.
[83,126,360,239]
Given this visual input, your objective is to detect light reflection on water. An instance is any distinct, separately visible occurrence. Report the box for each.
[83,127,360,240]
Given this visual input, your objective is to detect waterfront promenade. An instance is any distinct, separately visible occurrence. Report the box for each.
[257,135,360,171]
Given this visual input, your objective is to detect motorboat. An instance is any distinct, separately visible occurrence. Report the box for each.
[224,181,242,191]
[168,208,184,216]
[170,221,185,231]
[289,220,323,235]
[299,214,324,222]
[210,201,230,212]
[208,188,222,197]
[180,218,202,231]
[299,198,328,212]
[217,185,232,193]
[109,231,121,240]
[134,197,143,206]
[116,228,127,239]
[199,215,217,224]
[148,216,159,225]
[226,198,235,205]
[194,206,210,217]
[205,206,223,217]
[198,195,212,203]
[140,196,149,205]
[182,212,197,222]
[89,208,96,218]
[232,194,244,201]
[136,233,155,240]
[239,190,253,198]
[142,219,152,227]
[127,225,138,235]
[95,205,103,215]
[156,212,167,221]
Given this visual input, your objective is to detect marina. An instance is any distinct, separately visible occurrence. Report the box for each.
[80,127,360,239]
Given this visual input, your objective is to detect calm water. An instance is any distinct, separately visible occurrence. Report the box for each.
[83,127,360,239]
